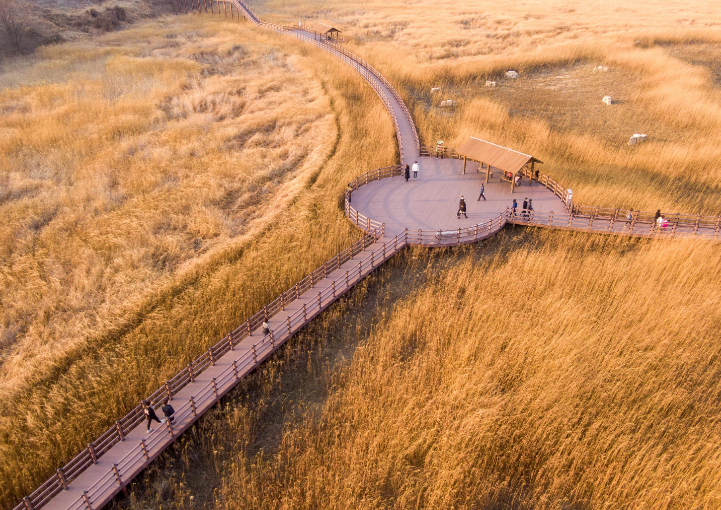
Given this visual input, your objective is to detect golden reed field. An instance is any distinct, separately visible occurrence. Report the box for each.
[0,0,720,508]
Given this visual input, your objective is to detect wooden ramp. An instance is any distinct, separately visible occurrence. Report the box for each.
[34,232,408,510]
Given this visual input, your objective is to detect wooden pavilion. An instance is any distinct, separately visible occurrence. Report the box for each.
[304,21,342,41]
[456,137,543,193]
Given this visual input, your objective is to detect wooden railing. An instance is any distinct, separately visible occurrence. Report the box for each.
[419,144,460,159]
[507,209,721,238]
[344,166,508,245]
[12,228,390,510]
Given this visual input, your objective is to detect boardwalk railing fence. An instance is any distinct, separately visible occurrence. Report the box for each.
[28,228,411,510]
[14,228,390,510]
[507,209,721,238]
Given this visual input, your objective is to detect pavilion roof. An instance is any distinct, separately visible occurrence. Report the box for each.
[456,137,542,174]
[305,22,341,34]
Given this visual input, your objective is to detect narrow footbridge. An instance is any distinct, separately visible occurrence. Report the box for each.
[16,2,720,510]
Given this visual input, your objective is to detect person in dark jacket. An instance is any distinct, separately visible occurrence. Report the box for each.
[654,209,661,226]
[457,196,468,218]
[512,199,518,215]
[522,198,528,219]
[477,182,486,201]
[404,164,410,182]
[161,399,175,423]
[143,400,162,433]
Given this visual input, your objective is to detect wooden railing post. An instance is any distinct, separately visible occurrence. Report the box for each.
[332,280,336,298]
[232,360,239,379]
[23,497,34,510]
[190,396,197,416]
[166,417,174,438]
[209,348,215,366]
[212,378,218,397]
[252,346,257,364]
[188,363,194,382]
[228,335,234,351]
[165,381,172,401]
[57,468,69,490]
[317,292,322,309]
[82,490,92,510]
[116,420,125,441]
[303,303,307,321]
[140,439,149,460]
[112,464,122,486]
[286,316,291,335]
[88,443,98,464]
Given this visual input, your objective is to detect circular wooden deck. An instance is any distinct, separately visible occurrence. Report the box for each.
[351,157,565,233]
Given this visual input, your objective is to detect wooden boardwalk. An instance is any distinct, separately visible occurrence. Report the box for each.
[16,1,721,509]
[31,231,407,510]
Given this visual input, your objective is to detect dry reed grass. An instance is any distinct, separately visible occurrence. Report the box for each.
[0,13,396,507]
[111,231,721,509]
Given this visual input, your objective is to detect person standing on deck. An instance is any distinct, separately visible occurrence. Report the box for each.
[477,182,486,201]
[404,164,410,182]
[527,199,533,218]
[653,209,661,229]
[457,196,468,219]
[412,161,419,179]
[522,198,528,219]
[512,199,518,216]
[143,400,162,433]
[162,400,175,424]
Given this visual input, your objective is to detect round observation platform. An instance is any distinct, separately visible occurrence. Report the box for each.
[350,156,566,235]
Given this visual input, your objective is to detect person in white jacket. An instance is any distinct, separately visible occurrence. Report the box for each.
[412,161,419,179]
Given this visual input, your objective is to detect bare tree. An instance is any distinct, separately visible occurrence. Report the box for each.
[0,0,27,52]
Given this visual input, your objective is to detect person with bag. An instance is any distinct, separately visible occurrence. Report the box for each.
[162,399,175,424]
[404,164,410,182]
[477,182,486,201]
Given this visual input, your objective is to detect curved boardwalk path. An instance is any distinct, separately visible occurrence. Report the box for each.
[16,2,721,510]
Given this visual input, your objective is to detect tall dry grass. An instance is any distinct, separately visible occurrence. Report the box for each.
[111,231,721,509]
[0,13,396,507]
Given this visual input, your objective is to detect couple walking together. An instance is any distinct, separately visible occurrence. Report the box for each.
[404,161,420,181]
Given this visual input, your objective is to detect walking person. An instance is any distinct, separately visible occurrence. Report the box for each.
[162,399,175,424]
[527,199,533,218]
[404,164,410,182]
[412,161,419,179]
[477,182,486,201]
[522,198,528,219]
[143,400,162,433]
[457,195,468,219]
[653,209,661,230]
[262,321,271,336]
[512,199,518,216]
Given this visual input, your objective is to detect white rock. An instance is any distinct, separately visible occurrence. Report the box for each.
[505,70,519,79]
[602,96,613,105]
[485,80,497,87]
[628,133,648,145]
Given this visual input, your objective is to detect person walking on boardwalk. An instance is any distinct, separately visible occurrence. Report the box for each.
[477,182,486,201]
[162,399,175,424]
[512,199,518,216]
[457,195,468,219]
[653,209,661,229]
[143,400,162,433]
[527,199,533,218]
[262,321,271,336]
[412,161,419,179]
[404,164,410,182]
[522,198,528,219]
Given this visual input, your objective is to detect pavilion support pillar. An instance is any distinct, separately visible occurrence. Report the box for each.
[530,161,535,185]
[485,163,489,183]
[462,157,466,174]
[511,175,515,194]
